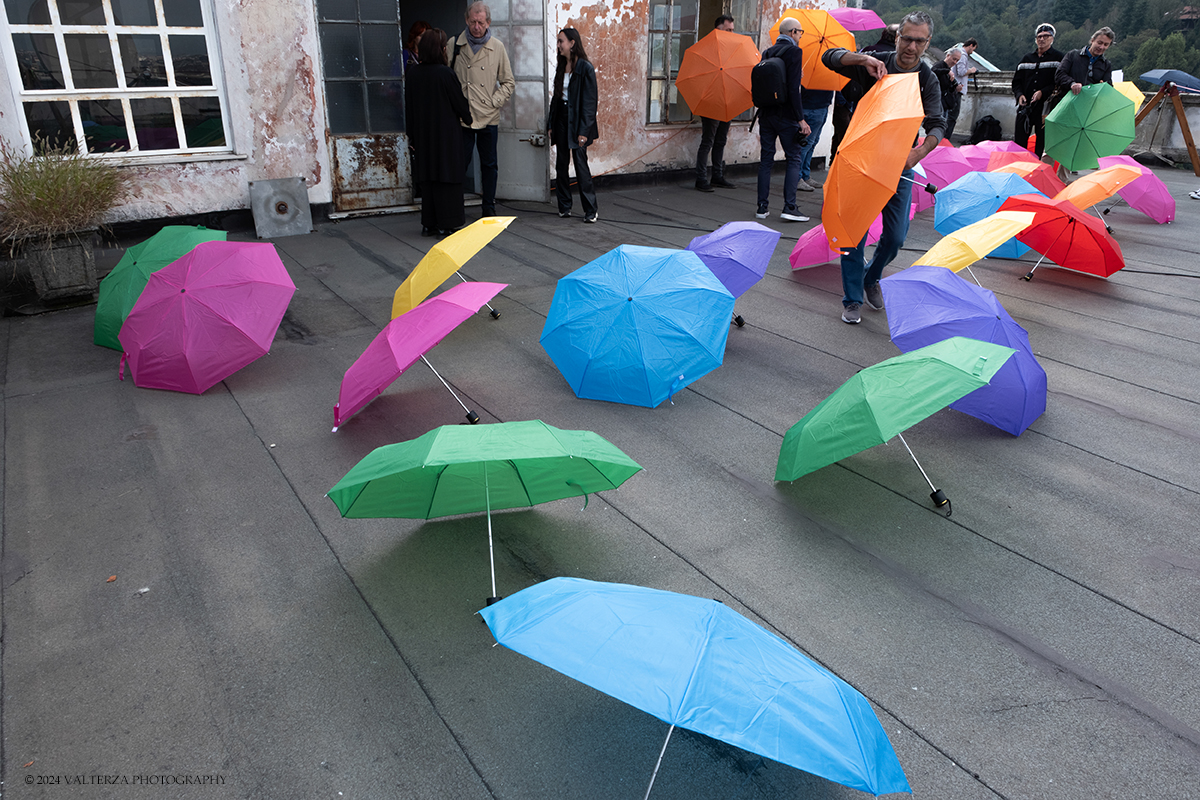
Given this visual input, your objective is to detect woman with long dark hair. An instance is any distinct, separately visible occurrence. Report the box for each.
[547,28,599,222]
[405,28,473,235]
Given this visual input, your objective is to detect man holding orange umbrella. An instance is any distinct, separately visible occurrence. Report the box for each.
[822,10,945,324]
[695,15,739,192]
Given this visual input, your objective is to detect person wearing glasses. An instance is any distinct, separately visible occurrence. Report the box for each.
[1013,24,1064,157]
[821,10,945,325]
[755,18,811,222]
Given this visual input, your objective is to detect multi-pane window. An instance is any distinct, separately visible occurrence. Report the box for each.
[3,0,230,156]
[316,0,403,135]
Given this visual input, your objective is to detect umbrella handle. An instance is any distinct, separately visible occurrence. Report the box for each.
[898,174,937,195]
[643,724,675,800]
[897,433,951,516]
[566,480,589,510]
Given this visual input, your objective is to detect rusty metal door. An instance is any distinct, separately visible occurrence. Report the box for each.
[489,0,549,203]
[317,0,411,215]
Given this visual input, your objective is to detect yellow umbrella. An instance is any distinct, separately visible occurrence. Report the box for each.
[1114,80,1145,115]
[767,10,853,91]
[913,211,1035,272]
[1053,164,1142,210]
[392,216,515,318]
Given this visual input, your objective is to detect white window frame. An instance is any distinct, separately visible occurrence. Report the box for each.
[0,0,233,159]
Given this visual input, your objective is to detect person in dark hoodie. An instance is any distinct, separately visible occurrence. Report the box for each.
[1012,23,1065,156]
[755,17,811,222]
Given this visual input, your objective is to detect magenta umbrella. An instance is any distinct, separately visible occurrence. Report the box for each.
[118,241,296,394]
[828,7,885,30]
[1097,154,1175,224]
[917,147,974,196]
[333,281,506,431]
[790,216,884,269]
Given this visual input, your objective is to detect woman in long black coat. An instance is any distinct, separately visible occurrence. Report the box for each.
[547,28,599,223]
[405,28,473,235]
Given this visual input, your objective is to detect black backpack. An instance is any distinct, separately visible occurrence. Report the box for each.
[751,56,788,107]
[969,115,1003,144]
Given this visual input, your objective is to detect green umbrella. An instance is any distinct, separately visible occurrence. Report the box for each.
[1044,83,1136,172]
[327,420,643,602]
[775,337,1015,512]
[94,225,227,350]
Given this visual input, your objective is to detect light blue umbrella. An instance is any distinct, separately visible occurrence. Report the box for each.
[540,245,735,408]
[933,171,1044,258]
[479,577,912,798]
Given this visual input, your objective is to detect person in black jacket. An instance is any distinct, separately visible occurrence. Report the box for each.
[1052,27,1115,108]
[547,28,599,223]
[1012,23,1065,156]
[932,49,961,122]
[755,18,811,222]
[405,29,473,236]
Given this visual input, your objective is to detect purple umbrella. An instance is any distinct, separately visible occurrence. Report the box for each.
[829,7,885,30]
[687,221,780,326]
[881,265,1046,436]
[1097,155,1175,224]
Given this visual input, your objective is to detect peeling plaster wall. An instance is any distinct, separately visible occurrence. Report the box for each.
[550,0,839,178]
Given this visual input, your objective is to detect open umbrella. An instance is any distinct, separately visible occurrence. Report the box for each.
[1097,154,1175,224]
[998,193,1125,280]
[913,210,1035,274]
[823,73,925,250]
[117,241,296,394]
[790,216,884,269]
[391,216,514,318]
[1114,80,1147,114]
[1053,163,1142,210]
[828,6,885,31]
[882,265,1047,436]
[768,10,853,91]
[985,150,1040,172]
[540,245,734,409]
[776,337,1015,512]
[990,160,1066,197]
[912,146,974,206]
[934,171,1043,258]
[674,29,759,122]
[686,221,780,325]
[954,144,997,171]
[328,424,642,603]
[95,225,227,350]
[334,281,506,430]
[479,577,911,798]
[1139,69,1200,94]
[1045,83,1136,171]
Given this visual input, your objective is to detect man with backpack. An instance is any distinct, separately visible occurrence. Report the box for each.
[821,10,945,324]
[754,18,811,222]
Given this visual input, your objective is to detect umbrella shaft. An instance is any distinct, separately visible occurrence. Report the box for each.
[643,724,675,800]
[420,355,471,414]
[486,479,497,599]
[896,433,937,493]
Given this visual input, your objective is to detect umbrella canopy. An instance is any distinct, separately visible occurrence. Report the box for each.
[913,146,974,205]
[990,160,1067,197]
[96,225,228,351]
[117,241,296,394]
[392,216,514,318]
[998,193,1126,277]
[775,337,1014,481]
[1045,83,1136,171]
[954,144,997,171]
[934,171,1043,258]
[823,73,925,250]
[768,10,853,91]
[1097,154,1175,223]
[828,6,885,31]
[479,577,911,798]
[674,29,759,122]
[1139,69,1200,93]
[985,150,1040,172]
[540,245,734,408]
[686,221,780,298]
[1054,163,1142,210]
[790,216,884,269]
[882,265,1047,435]
[973,140,1031,156]
[1113,80,1146,114]
[335,281,506,430]
[913,210,1035,272]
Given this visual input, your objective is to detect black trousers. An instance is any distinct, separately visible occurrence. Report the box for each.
[419,181,465,232]
[1015,99,1048,156]
[553,113,597,217]
[696,117,731,181]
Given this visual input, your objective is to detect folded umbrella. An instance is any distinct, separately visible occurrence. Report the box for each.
[1097,154,1175,224]
[480,577,911,798]
[1053,163,1142,210]
[675,29,760,122]
[913,210,1035,274]
[990,160,1066,197]
[769,10,853,91]
[1045,83,1136,171]
[882,265,1047,435]
[392,216,514,318]
[998,193,1125,280]
[934,171,1043,258]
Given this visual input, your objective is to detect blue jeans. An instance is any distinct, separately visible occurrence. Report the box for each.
[840,171,914,307]
[462,124,499,214]
[756,113,803,213]
[800,105,829,181]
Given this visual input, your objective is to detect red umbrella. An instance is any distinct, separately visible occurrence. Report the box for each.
[998,194,1125,280]
[991,160,1066,197]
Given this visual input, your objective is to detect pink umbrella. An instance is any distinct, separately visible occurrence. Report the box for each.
[909,147,974,214]
[955,145,994,171]
[828,7,885,30]
[1097,155,1175,224]
[333,281,506,431]
[790,216,884,269]
[118,241,296,394]
[974,140,1031,155]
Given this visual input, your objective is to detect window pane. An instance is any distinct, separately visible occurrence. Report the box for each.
[649,0,669,29]
[130,97,179,149]
[7,0,49,25]
[325,82,366,134]
[668,81,691,122]
[675,0,698,30]
[23,101,76,149]
[320,24,362,78]
[648,79,664,123]
[64,34,118,89]
[362,25,400,78]
[727,0,756,32]
[367,81,403,132]
[181,96,225,146]
[58,0,106,25]
[670,32,694,71]
[164,0,204,27]
[111,0,157,26]
[649,33,665,78]
[169,34,212,85]
[119,34,168,87]
[316,0,357,22]
[359,0,396,22]
[79,99,130,152]
[13,33,64,90]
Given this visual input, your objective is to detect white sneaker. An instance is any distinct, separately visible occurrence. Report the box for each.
[1190,189,1200,200]
[780,210,809,222]
[755,209,769,219]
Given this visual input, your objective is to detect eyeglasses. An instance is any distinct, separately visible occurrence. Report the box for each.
[1036,33,1053,39]
[782,27,803,36]
[897,35,930,45]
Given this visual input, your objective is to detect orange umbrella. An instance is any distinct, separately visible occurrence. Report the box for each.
[822,73,924,251]
[1053,164,1143,210]
[675,29,761,121]
[991,161,1066,197]
[768,10,853,91]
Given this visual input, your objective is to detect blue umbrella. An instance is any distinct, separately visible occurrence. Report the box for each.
[1139,69,1200,94]
[934,172,1044,259]
[479,577,912,798]
[685,221,781,299]
[881,265,1046,436]
[540,245,735,408]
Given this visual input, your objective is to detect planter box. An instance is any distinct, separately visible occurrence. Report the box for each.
[25,232,98,302]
